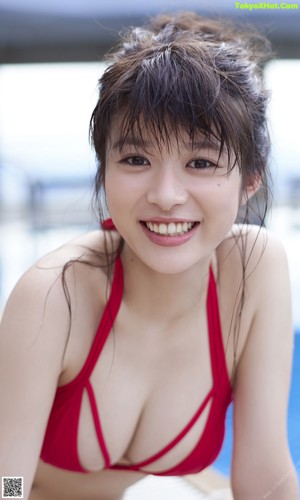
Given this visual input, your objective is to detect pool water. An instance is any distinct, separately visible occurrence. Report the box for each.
[214,331,300,481]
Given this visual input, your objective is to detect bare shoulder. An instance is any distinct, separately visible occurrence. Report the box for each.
[217,223,291,322]
[36,227,121,269]
[0,228,122,391]
[215,224,291,372]
[1,228,121,349]
[23,228,121,298]
[217,223,289,286]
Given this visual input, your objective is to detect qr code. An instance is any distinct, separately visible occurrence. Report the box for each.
[2,477,23,498]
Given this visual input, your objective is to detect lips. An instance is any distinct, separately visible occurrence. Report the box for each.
[140,219,200,247]
[143,220,197,236]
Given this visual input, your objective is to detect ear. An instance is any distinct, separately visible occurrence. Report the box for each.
[240,173,262,206]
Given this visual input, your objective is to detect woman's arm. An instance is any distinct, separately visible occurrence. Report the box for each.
[0,263,70,500]
[231,231,299,499]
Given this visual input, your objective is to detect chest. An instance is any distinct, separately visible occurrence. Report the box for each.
[58,294,233,473]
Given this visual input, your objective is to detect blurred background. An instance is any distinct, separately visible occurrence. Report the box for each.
[0,0,299,496]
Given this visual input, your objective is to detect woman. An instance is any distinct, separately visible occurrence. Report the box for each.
[0,12,298,500]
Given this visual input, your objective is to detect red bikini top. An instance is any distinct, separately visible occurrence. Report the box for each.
[40,220,232,476]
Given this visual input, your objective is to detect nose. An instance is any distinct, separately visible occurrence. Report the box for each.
[146,164,188,211]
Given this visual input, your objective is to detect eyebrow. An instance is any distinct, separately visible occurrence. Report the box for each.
[189,139,225,152]
[112,137,152,151]
[111,136,225,152]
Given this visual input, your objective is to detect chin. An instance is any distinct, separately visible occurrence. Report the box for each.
[134,248,208,276]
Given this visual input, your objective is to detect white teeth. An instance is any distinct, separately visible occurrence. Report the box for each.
[145,221,196,236]
[158,223,167,235]
[168,222,176,235]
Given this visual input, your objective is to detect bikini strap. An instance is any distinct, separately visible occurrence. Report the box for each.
[207,266,229,387]
[83,254,123,380]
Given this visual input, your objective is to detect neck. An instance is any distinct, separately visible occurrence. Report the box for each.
[120,244,212,322]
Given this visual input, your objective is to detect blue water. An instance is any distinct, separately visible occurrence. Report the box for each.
[214,331,300,481]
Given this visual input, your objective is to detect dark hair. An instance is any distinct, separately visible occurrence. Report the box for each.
[90,11,273,226]
[88,12,273,380]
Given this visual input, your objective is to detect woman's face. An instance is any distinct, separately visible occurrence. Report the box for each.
[104,120,245,275]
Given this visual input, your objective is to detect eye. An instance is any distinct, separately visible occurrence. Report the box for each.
[121,155,150,167]
[187,158,217,170]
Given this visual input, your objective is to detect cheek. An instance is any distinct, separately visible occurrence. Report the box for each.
[204,176,241,202]
[219,172,243,202]
[104,170,119,214]
[104,169,137,223]
[206,177,242,222]
[105,184,121,216]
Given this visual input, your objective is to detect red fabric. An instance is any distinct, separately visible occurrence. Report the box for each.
[40,220,232,475]
[40,253,123,473]
[101,218,115,230]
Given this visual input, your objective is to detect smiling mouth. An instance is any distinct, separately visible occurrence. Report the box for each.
[141,221,199,236]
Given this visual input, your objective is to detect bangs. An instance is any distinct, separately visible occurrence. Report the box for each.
[113,113,231,174]
[101,43,247,171]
